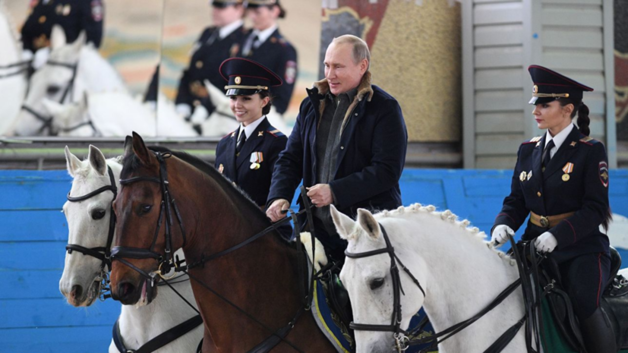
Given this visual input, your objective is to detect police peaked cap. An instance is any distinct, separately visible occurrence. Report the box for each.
[245,0,281,8]
[528,65,593,105]
[211,0,243,8]
[219,57,282,96]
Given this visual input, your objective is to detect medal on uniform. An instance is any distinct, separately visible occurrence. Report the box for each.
[562,162,574,182]
[218,164,224,174]
[63,4,71,16]
[250,152,263,170]
[519,171,527,181]
[527,171,532,180]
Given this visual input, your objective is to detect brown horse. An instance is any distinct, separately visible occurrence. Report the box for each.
[110,133,335,352]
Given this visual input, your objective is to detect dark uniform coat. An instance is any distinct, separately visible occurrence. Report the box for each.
[175,25,247,114]
[237,28,297,115]
[21,0,104,51]
[493,126,611,263]
[215,117,287,208]
[267,72,407,258]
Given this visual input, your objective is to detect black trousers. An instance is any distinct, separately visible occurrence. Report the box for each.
[558,252,611,320]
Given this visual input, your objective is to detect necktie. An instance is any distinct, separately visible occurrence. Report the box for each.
[236,131,246,155]
[542,139,555,170]
[242,34,258,56]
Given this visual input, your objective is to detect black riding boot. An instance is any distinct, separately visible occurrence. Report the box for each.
[581,308,617,353]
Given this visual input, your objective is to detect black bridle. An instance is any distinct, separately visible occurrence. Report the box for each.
[345,224,426,351]
[65,165,117,300]
[0,60,31,79]
[111,150,317,353]
[345,223,526,353]
[20,59,78,136]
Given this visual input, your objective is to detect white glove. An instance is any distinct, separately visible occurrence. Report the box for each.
[534,232,557,253]
[175,103,191,118]
[189,105,209,125]
[21,49,33,61]
[491,224,515,247]
[32,47,50,70]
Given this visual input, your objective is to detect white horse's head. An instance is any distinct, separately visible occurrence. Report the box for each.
[59,145,121,306]
[332,205,428,353]
[15,26,85,135]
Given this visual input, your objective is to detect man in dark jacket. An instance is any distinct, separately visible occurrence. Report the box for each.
[266,34,407,262]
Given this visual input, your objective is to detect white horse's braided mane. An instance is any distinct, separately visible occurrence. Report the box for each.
[376,203,516,266]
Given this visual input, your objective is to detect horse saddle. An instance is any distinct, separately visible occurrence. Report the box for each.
[542,247,628,351]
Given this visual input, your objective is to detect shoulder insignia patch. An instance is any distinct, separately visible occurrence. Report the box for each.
[522,136,542,145]
[599,161,609,187]
[268,129,285,137]
[579,136,600,145]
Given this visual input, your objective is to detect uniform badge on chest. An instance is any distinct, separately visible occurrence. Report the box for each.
[562,162,574,182]
[250,152,263,170]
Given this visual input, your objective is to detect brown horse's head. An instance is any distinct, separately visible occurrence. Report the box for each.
[110,132,182,305]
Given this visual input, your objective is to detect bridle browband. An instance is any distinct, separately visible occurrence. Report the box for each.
[111,150,317,353]
[345,223,526,353]
[65,165,117,300]
[20,59,78,136]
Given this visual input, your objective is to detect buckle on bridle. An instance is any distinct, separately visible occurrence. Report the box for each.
[394,332,410,352]
[156,261,177,280]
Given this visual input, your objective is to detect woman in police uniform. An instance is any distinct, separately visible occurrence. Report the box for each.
[214,57,291,238]
[236,0,297,115]
[491,65,614,352]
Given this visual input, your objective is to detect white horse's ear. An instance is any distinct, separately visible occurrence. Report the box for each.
[131,131,153,166]
[80,92,89,110]
[50,25,67,49]
[42,98,65,117]
[330,204,357,240]
[357,208,381,240]
[88,145,107,176]
[73,31,87,47]
[64,145,82,177]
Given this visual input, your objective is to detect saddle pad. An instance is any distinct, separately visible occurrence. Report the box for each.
[310,279,438,352]
[540,298,628,353]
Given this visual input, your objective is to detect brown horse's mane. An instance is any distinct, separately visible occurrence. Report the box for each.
[122,146,292,244]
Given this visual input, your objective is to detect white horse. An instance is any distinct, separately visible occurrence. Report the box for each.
[0,0,27,135]
[190,79,291,137]
[14,25,127,136]
[331,204,528,353]
[43,91,197,137]
[60,145,202,353]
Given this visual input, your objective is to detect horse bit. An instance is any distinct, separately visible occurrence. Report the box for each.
[65,165,118,300]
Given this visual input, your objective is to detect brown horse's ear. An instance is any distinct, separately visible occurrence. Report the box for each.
[123,135,133,158]
[131,132,153,166]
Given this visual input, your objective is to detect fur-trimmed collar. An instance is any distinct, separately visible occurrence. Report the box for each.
[312,71,374,102]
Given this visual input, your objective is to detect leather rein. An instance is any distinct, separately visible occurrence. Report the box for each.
[345,224,527,353]
[111,151,316,353]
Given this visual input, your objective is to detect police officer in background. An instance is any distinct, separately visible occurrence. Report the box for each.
[237,0,297,115]
[21,0,103,68]
[175,0,246,122]
[214,57,291,238]
[491,65,615,352]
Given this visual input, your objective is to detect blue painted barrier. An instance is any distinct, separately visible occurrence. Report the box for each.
[2,168,628,352]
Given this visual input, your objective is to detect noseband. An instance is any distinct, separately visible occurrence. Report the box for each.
[65,165,117,300]
[345,224,426,351]
[111,152,187,284]
[21,59,78,136]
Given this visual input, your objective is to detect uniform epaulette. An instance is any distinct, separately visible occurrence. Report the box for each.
[222,131,236,140]
[267,129,285,137]
[522,136,542,145]
[579,136,599,145]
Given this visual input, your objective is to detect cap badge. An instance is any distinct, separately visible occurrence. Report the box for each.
[532,85,538,94]
[235,76,242,85]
